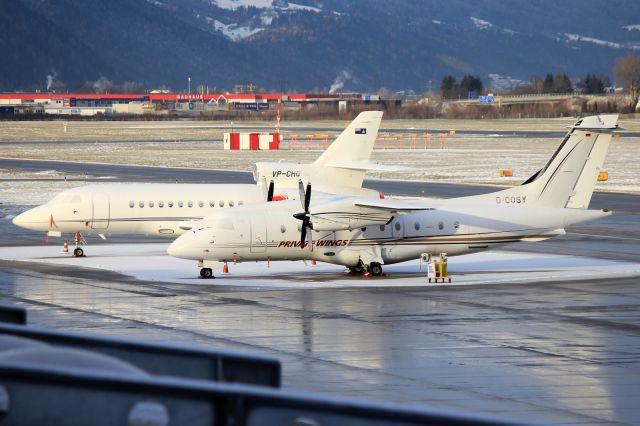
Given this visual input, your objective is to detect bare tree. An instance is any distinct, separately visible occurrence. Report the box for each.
[614,55,640,110]
[122,81,146,93]
[530,75,543,94]
[93,76,115,94]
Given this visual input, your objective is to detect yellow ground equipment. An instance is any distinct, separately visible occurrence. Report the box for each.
[427,253,451,283]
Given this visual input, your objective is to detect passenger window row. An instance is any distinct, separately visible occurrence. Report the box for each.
[129,200,244,208]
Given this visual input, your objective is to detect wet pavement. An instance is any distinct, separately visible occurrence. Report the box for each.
[0,160,639,424]
[2,263,639,424]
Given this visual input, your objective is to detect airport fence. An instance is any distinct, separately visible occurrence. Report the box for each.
[282,132,451,151]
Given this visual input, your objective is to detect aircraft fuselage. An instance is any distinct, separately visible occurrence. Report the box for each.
[167,200,608,267]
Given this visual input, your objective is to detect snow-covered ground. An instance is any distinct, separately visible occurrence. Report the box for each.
[0,170,106,210]
[2,243,638,289]
[1,133,638,192]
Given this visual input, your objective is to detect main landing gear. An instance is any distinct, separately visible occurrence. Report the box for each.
[199,268,214,279]
[367,262,383,277]
[348,261,383,277]
[347,264,364,275]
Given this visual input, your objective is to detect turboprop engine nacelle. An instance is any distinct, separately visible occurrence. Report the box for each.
[307,198,396,232]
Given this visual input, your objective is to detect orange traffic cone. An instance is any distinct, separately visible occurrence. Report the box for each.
[310,259,317,266]
[233,255,237,265]
[63,240,69,254]
[222,262,229,274]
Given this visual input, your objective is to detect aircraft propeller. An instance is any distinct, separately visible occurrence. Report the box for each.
[261,178,275,202]
[267,179,274,202]
[292,180,313,250]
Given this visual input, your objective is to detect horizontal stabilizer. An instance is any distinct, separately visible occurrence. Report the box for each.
[568,115,619,130]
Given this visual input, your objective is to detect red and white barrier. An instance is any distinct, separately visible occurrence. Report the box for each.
[224,132,280,150]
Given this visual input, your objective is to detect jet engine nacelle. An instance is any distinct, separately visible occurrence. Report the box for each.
[253,162,312,188]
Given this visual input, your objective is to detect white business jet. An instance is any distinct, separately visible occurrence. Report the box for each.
[13,111,389,256]
[168,115,617,279]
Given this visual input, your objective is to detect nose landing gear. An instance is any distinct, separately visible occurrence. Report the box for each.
[199,268,214,279]
[73,232,86,257]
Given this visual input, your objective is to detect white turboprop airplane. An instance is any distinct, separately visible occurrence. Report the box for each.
[12,111,388,257]
[167,115,618,279]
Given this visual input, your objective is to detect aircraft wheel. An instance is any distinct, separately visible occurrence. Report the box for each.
[200,268,214,279]
[348,265,364,274]
[73,247,84,257]
[368,262,383,277]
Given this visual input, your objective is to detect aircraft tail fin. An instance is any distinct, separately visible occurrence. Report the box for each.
[462,115,618,208]
[314,111,383,167]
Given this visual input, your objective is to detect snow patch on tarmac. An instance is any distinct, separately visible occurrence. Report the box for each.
[1,244,639,289]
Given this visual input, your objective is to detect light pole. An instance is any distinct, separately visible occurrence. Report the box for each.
[188,77,191,94]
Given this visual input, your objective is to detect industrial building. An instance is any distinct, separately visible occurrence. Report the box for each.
[0,92,392,117]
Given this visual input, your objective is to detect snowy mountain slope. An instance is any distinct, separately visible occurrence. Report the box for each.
[3,0,640,92]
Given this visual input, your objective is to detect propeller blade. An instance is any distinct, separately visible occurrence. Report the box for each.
[267,180,274,202]
[304,182,311,212]
[298,179,306,210]
[261,177,268,201]
[300,222,307,249]
[306,224,313,251]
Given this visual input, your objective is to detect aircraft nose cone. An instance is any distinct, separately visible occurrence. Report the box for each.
[12,207,48,231]
[166,239,182,258]
[167,233,201,260]
[12,212,25,227]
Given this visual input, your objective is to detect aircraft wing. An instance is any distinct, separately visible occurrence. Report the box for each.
[520,228,566,242]
[327,161,410,172]
[353,198,434,212]
[178,221,198,231]
[308,198,433,232]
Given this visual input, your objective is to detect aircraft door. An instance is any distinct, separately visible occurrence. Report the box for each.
[91,194,110,230]
[250,216,267,253]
